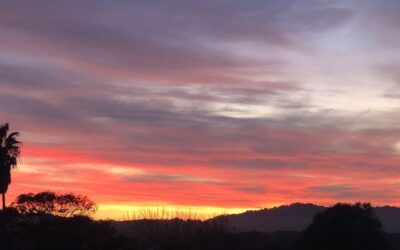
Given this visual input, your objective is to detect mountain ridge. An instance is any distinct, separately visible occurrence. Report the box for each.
[212,203,400,233]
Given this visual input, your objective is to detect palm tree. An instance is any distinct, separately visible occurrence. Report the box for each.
[0,123,21,210]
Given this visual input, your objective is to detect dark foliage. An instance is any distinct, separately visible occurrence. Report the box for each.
[386,233,400,250]
[0,208,132,250]
[0,208,298,250]
[11,191,97,217]
[120,217,232,250]
[298,203,389,250]
[118,218,298,250]
[2,206,400,250]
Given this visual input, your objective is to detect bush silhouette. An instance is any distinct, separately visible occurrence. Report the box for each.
[298,203,389,250]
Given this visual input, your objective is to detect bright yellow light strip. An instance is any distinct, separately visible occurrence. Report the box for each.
[96,203,255,221]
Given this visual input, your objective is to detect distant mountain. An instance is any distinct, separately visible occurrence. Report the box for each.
[212,203,400,233]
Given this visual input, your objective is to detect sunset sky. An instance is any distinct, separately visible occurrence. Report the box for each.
[1,0,400,219]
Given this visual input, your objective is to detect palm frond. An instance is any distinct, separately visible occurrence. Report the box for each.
[0,123,9,145]
[7,132,20,139]
[0,124,21,170]
[5,136,21,148]
[4,157,17,168]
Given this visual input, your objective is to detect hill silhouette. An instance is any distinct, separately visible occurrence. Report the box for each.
[212,203,400,233]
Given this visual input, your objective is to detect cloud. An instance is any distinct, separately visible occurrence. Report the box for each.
[1,0,400,213]
[307,184,400,201]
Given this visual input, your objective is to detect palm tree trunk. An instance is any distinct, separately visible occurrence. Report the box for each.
[2,192,5,210]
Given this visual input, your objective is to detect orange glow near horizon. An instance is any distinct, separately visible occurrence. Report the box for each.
[7,143,400,219]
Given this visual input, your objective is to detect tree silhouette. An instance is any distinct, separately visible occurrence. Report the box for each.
[298,203,389,250]
[0,123,21,210]
[12,191,97,217]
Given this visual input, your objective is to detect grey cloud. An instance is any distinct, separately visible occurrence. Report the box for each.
[211,158,299,169]
[124,172,218,184]
[0,1,268,85]
[309,184,353,193]
[231,185,267,195]
[2,79,399,170]
[0,0,359,85]
[308,184,399,200]
[0,94,74,121]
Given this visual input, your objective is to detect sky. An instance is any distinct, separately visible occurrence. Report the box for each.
[1,0,400,219]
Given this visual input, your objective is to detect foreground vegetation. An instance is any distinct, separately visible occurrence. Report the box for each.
[0,208,295,250]
[2,203,400,250]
